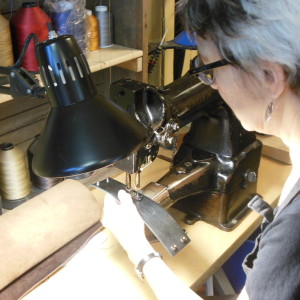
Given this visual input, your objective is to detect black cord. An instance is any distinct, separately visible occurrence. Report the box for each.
[13,33,39,68]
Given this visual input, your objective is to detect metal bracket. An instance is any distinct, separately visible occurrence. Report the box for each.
[92,178,190,256]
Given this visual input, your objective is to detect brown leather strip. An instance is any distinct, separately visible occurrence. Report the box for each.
[0,222,103,300]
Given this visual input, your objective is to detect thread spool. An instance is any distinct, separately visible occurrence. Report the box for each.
[0,143,31,209]
[95,5,113,48]
[46,0,87,53]
[86,9,100,52]
[0,14,14,68]
[27,139,63,191]
[10,2,51,72]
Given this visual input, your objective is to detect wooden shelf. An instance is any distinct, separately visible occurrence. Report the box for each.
[0,93,14,104]
[87,45,143,73]
[0,44,143,104]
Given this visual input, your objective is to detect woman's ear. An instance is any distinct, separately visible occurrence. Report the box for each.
[261,61,286,99]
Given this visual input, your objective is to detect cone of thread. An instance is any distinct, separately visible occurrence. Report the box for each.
[10,2,51,72]
[0,143,31,201]
[0,14,14,68]
[85,10,99,52]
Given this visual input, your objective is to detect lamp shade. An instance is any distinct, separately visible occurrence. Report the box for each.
[32,35,148,178]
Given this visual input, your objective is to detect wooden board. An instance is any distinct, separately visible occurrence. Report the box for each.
[21,156,291,299]
[87,45,143,73]
[0,96,49,151]
[257,134,291,165]
[0,0,22,14]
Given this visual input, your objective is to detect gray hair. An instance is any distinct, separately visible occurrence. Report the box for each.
[177,0,300,92]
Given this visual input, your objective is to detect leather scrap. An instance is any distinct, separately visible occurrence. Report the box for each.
[0,222,103,300]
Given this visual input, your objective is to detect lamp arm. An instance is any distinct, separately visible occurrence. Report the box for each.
[0,33,46,99]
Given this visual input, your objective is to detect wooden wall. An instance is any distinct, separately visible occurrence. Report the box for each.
[0,0,22,15]
[85,0,148,98]
[0,97,50,153]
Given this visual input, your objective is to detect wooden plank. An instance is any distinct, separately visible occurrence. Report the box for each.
[0,0,22,14]
[111,0,148,82]
[148,0,164,86]
[110,0,142,49]
[257,134,291,165]
[16,137,37,154]
[0,96,49,120]
[86,45,143,73]
[0,103,49,136]
[0,119,45,146]
[0,92,14,104]
[163,0,175,85]
[142,0,148,82]
[117,57,143,72]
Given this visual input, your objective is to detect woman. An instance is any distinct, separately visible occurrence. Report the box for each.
[102,1,300,299]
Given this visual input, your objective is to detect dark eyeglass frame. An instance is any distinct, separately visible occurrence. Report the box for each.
[188,58,231,84]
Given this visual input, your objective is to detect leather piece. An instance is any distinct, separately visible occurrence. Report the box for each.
[0,222,103,300]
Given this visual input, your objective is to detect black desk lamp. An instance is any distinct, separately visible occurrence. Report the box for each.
[29,32,190,256]
[32,34,148,178]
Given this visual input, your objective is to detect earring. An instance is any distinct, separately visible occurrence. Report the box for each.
[264,101,274,122]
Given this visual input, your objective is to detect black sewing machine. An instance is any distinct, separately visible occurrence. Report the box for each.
[110,76,262,230]
[0,49,262,232]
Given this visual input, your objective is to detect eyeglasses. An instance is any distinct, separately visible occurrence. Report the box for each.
[188,56,231,85]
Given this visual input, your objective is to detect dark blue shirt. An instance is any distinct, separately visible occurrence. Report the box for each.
[244,190,300,300]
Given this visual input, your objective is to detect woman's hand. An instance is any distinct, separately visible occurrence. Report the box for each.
[102,190,154,265]
[103,190,202,300]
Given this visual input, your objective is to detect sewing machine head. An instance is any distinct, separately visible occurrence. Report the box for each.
[110,75,262,230]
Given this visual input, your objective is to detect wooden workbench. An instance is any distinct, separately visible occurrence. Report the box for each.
[22,155,291,300]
